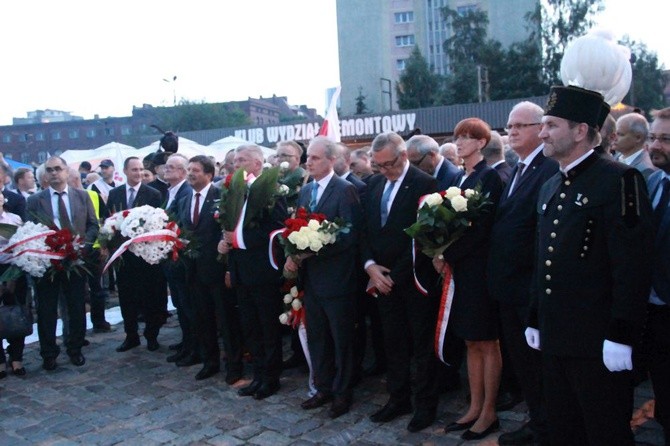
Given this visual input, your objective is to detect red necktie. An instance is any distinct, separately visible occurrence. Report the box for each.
[193,192,201,225]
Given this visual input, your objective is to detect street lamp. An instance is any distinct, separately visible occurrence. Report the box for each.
[163,75,177,106]
[380,77,392,111]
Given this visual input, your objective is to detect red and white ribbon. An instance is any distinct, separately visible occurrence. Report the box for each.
[103,229,183,273]
[434,263,455,365]
[268,228,284,271]
[2,229,56,254]
[411,240,429,296]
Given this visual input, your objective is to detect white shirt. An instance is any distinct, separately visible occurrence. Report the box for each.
[313,171,335,205]
[49,186,72,229]
[166,179,187,210]
[618,149,645,166]
[560,149,595,176]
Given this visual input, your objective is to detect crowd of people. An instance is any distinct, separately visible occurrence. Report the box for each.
[0,89,668,445]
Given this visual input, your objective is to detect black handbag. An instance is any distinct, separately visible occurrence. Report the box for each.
[0,304,33,339]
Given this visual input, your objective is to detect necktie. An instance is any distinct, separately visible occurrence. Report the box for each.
[56,191,72,230]
[127,187,136,209]
[309,183,319,211]
[193,192,201,226]
[654,178,670,228]
[380,180,396,226]
[508,162,526,196]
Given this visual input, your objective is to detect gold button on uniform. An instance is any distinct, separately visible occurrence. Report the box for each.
[560,193,566,199]
[550,232,556,238]
[548,246,554,252]
[545,260,552,266]
[546,288,552,295]
[553,219,559,225]
[557,205,563,211]
[545,275,551,281]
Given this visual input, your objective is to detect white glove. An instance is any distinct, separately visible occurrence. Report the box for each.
[602,340,633,372]
[524,327,541,350]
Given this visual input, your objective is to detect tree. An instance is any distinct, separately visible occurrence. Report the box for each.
[396,46,439,109]
[527,0,604,86]
[355,87,369,115]
[155,100,251,132]
[620,37,666,116]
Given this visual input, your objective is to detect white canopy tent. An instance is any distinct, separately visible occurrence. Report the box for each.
[207,136,275,162]
[60,142,139,184]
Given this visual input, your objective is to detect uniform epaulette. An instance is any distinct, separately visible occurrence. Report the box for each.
[621,169,642,228]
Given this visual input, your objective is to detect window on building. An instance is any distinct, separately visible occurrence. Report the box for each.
[121,126,131,136]
[52,131,61,140]
[396,59,407,71]
[35,132,45,141]
[1,135,10,143]
[86,129,96,138]
[69,129,79,139]
[394,11,414,23]
[38,151,48,162]
[395,35,415,47]
[106,128,114,136]
[19,133,29,142]
[21,153,30,164]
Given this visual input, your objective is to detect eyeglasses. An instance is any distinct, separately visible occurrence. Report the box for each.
[505,123,541,132]
[647,134,670,144]
[277,153,296,158]
[409,153,428,166]
[372,155,399,171]
[45,166,64,173]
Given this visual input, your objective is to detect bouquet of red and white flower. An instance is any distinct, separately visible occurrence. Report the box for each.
[100,205,187,271]
[278,207,351,257]
[278,284,305,328]
[404,185,491,257]
[0,221,88,280]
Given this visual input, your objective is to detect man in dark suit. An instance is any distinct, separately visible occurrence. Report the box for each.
[613,112,657,180]
[350,148,375,183]
[406,134,462,190]
[526,86,654,445]
[177,155,241,381]
[221,145,286,396]
[107,157,164,353]
[285,137,362,418]
[483,131,514,186]
[27,156,99,370]
[162,154,197,365]
[643,108,670,443]
[361,132,441,433]
[488,101,557,445]
[0,163,26,220]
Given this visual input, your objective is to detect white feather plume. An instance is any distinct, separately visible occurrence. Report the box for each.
[560,28,632,105]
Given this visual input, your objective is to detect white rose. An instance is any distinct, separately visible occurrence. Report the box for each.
[445,186,461,199]
[290,286,299,297]
[283,294,293,304]
[307,219,321,231]
[464,189,475,198]
[263,163,272,169]
[450,194,468,212]
[291,299,302,311]
[308,236,324,252]
[423,193,444,207]
[288,232,310,251]
[279,312,289,325]
[280,161,290,170]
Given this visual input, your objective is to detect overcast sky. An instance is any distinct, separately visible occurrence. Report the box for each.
[0,0,665,126]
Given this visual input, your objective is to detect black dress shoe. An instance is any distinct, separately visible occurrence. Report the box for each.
[328,396,351,419]
[167,349,187,363]
[42,358,57,371]
[225,371,243,385]
[0,370,6,379]
[11,365,26,376]
[116,336,140,352]
[301,391,333,410]
[282,354,307,370]
[195,364,219,380]
[363,362,387,377]
[369,399,412,423]
[169,342,184,351]
[498,422,537,445]
[496,390,524,411]
[176,354,201,367]
[93,322,113,333]
[146,338,160,352]
[69,353,86,366]
[444,418,476,433]
[82,339,90,347]
[407,407,436,432]
[461,419,500,441]
[254,381,280,400]
[238,380,262,396]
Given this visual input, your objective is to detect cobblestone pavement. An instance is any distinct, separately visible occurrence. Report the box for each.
[0,310,665,445]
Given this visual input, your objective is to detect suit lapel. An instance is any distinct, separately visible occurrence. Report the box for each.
[41,190,55,221]
[385,168,414,225]
[315,177,336,213]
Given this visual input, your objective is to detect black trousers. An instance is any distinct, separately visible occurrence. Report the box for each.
[353,290,386,371]
[35,272,86,359]
[164,264,195,354]
[305,290,355,397]
[87,249,109,327]
[377,284,440,409]
[499,303,547,440]
[237,283,282,382]
[0,272,28,363]
[542,353,635,446]
[644,303,670,441]
[117,256,163,339]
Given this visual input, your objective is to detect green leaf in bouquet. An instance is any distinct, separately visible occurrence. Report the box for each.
[223,169,248,231]
[244,166,281,226]
[0,223,18,239]
[0,265,24,282]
